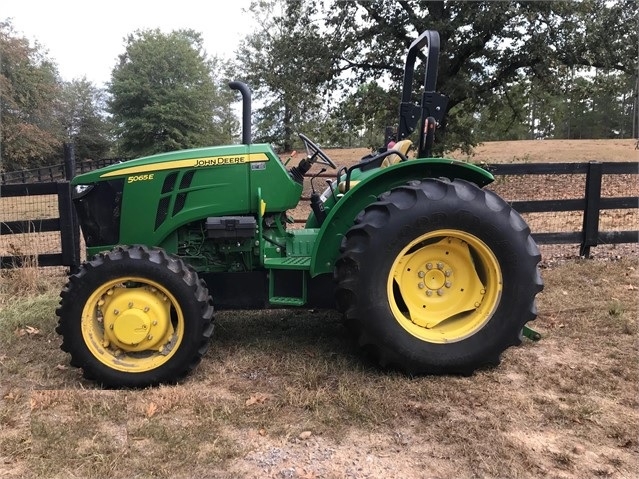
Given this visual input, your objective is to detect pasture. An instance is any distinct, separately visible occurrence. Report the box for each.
[0,139,637,478]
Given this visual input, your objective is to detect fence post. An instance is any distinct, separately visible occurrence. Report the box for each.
[63,143,76,180]
[57,182,81,271]
[579,161,603,257]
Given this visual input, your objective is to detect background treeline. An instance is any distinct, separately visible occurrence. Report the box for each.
[1,0,637,171]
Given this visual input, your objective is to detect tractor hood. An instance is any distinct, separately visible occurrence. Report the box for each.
[71,144,273,186]
[70,141,303,254]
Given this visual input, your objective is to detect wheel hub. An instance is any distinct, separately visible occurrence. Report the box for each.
[390,234,499,339]
[112,309,151,345]
[424,267,446,291]
[101,287,173,352]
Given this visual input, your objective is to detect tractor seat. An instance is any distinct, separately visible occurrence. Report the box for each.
[338,139,414,193]
[381,139,413,168]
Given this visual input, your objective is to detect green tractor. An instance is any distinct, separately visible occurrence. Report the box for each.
[56,30,543,387]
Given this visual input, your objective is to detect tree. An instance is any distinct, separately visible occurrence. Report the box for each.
[330,81,398,148]
[322,0,638,150]
[56,78,112,159]
[235,0,336,151]
[108,29,235,157]
[0,20,61,170]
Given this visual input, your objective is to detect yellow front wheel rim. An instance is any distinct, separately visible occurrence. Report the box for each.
[387,229,502,343]
[81,277,184,373]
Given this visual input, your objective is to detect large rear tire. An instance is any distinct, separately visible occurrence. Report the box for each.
[56,245,214,388]
[335,179,543,375]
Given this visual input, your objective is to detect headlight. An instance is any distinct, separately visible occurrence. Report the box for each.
[73,184,94,198]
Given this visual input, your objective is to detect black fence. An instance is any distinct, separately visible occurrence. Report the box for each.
[0,181,80,269]
[0,145,125,185]
[487,162,638,257]
[0,144,81,269]
[1,146,637,269]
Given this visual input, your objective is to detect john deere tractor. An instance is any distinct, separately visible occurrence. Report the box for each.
[56,30,543,387]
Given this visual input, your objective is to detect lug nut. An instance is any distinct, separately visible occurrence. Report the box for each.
[426,290,433,297]
[426,263,433,270]
[445,270,452,277]
[113,309,119,315]
[128,302,134,308]
[418,271,425,278]
[418,283,424,289]
[144,306,150,312]
[152,320,158,326]
[437,262,444,270]
[437,289,444,296]
[445,281,451,288]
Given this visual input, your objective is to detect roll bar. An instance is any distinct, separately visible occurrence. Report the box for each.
[397,30,448,157]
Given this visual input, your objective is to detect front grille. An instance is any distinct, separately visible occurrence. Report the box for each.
[74,180,123,247]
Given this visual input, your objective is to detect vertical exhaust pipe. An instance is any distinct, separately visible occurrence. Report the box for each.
[229,81,252,145]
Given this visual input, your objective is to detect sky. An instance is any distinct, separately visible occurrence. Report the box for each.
[2,0,257,88]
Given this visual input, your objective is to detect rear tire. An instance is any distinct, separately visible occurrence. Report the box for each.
[335,179,543,375]
[56,245,214,388]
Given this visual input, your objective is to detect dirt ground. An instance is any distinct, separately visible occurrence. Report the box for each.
[0,257,637,479]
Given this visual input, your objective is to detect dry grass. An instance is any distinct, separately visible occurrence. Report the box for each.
[0,258,638,479]
[448,138,639,163]
[322,138,638,165]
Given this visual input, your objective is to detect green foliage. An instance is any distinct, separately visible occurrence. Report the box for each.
[236,0,336,151]
[235,0,636,151]
[0,20,62,170]
[329,81,398,148]
[108,29,236,158]
[56,78,112,159]
[322,0,638,149]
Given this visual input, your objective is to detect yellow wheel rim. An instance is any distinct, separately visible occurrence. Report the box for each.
[81,277,184,373]
[387,229,502,343]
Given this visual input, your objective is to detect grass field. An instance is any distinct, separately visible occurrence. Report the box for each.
[1,139,638,478]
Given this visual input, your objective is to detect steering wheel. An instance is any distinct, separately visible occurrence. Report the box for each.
[298,133,337,169]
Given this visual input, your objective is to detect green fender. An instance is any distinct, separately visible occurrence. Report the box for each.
[309,158,494,276]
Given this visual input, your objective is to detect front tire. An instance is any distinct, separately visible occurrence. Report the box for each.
[56,245,214,388]
[335,179,543,375]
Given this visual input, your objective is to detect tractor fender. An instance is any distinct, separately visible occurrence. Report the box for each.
[309,158,494,276]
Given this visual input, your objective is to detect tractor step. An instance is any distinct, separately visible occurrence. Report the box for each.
[264,256,311,270]
[269,296,307,306]
[267,267,308,307]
